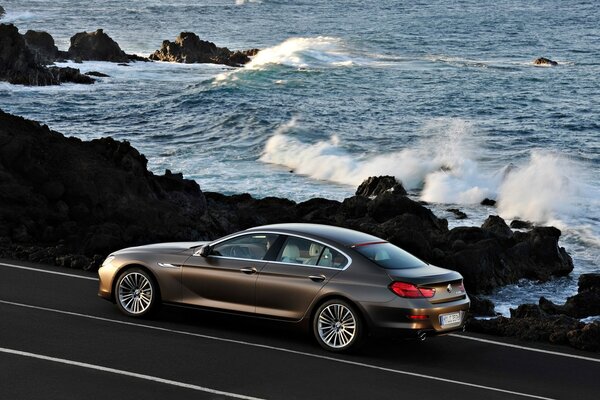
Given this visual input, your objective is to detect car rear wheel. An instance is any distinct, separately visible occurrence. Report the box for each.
[115,268,157,317]
[313,299,364,352]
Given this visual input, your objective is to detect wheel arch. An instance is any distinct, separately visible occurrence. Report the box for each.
[112,263,162,303]
[307,294,373,332]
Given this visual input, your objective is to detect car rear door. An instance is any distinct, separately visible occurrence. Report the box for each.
[255,235,347,320]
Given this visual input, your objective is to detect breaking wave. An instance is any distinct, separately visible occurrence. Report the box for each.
[261,118,594,226]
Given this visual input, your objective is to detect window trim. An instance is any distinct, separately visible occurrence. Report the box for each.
[205,231,352,271]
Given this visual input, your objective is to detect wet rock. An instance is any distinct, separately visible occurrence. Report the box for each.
[510,219,533,229]
[447,208,467,220]
[48,66,95,84]
[23,30,59,64]
[539,273,600,318]
[149,32,254,67]
[356,175,407,197]
[534,57,558,66]
[68,29,129,63]
[468,295,496,317]
[480,198,496,206]
[0,24,91,86]
[85,71,110,77]
[481,215,513,238]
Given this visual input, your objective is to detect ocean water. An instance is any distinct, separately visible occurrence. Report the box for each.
[1,0,599,314]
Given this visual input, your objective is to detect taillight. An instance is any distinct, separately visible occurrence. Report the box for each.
[389,282,436,298]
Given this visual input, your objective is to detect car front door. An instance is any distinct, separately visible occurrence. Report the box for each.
[256,236,347,320]
[182,233,279,314]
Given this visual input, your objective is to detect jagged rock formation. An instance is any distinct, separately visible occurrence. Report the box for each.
[0,24,93,85]
[67,29,130,63]
[149,32,256,67]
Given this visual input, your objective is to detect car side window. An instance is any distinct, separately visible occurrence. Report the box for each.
[276,237,347,269]
[210,234,278,260]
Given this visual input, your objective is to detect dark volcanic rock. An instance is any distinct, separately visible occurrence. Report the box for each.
[85,71,110,77]
[539,273,600,318]
[149,32,254,67]
[481,215,513,238]
[0,110,207,261]
[24,30,59,64]
[356,175,407,197]
[480,198,496,206]
[0,24,91,85]
[469,312,599,352]
[441,223,572,293]
[0,6,4,19]
[48,66,95,84]
[68,29,129,62]
[447,208,467,220]
[468,295,496,317]
[534,57,558,66]
[510,219,533,230]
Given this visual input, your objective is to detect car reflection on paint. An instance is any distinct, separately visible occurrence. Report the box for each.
[98,223,470,352]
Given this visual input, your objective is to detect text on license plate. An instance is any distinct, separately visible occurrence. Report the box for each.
[440,312,462,326]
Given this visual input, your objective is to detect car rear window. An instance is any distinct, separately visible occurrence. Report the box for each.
[354,242,426,269]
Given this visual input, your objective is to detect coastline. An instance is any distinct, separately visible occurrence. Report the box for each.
[0,108,597,351]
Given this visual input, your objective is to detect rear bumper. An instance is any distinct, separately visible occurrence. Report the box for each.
[358,296,470,335]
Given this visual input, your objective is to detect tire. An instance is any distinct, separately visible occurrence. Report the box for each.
[115,268,158,317]
[312,299,364,352]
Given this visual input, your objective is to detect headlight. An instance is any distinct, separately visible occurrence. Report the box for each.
[102,255,115,267]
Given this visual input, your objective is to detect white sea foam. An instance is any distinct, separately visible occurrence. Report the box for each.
[1,11,36,23]
[214,36,356,83]
[261,118,597,232]
[496,152,590,223]
[246,37,353,70]
[235,0,262,5]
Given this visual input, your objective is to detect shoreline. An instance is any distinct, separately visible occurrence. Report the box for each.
[0,108,597,351]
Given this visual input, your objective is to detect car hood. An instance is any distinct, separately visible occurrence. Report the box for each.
[112,241,209,256]
[385,264,462,285]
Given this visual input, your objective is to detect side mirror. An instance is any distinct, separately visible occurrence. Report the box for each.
[196,244,212,257]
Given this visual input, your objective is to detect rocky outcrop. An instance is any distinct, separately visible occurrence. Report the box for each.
[534,57,558,66]
[0,24,92,85]
[539,274,600,318]
[68,29,129,63]
[149,32,255,67]
[0,110,574,291]
[468,276,600,352]
[356,175,407,197]
[469,313,599,352]
[0,6,5,19]
[23,30,59,64]
[0,110,207,268]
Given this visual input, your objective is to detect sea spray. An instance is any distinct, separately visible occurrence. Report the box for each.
[497,151,584,223]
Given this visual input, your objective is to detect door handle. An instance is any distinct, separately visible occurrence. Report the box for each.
[240,267,257,275]
[308,275,326,282]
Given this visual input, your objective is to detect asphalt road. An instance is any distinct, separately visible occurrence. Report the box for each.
[1,259,598,400]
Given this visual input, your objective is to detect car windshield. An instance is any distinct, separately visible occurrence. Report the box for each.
[354,242,426,269]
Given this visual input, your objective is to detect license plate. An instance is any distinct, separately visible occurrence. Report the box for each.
[440,312,462,327]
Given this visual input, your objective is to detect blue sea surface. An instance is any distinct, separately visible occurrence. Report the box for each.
[1,0,599,311]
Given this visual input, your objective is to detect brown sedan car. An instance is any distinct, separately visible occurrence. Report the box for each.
[98,223,469,352]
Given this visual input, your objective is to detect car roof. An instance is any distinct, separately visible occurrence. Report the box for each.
[245,223,384,247]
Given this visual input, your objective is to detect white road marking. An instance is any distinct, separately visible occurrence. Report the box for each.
[0,346,264,400]
[1,261,598,364]
[0,262,98,281]
[2,261,598,363]
[0,300,557,400]
[449,334,600,362]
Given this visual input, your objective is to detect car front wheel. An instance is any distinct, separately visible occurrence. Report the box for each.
[313,299,364,352]
[115,268,157,317]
